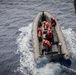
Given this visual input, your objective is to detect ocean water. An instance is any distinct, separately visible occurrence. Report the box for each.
[0,0,76,75]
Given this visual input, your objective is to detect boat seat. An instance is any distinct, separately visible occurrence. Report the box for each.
[52,45,58,53]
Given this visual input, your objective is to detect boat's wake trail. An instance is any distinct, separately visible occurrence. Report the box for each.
[16,23,76,75]
[62,27,76,59]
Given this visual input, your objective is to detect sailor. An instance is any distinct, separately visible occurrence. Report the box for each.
[42,38,52,54]
[37,27,42,41]
[46,28,54,44]
[42,21,51,29]
[50,17,56,26]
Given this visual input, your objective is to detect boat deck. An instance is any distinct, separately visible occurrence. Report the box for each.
[38,22,61,56]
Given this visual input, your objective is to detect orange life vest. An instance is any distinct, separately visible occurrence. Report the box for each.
[46,29,52,38]
[43,39,51,47]
[50,17,56,25]
[43,21,50,29]
[37,28,42,35]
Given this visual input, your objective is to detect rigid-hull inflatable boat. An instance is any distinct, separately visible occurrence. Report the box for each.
[32,11,69,61]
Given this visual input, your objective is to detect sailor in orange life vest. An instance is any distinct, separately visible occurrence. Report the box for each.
[46,28,54,44]
[42,38,52,54]
[42,21,51,29]
[50,17,56,26]
[37,27,42,41]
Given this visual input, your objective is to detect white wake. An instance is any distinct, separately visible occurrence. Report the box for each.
[16,23,76,75]
[62,27,76,59]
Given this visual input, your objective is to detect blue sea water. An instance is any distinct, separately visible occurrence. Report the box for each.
[0,0,76,75]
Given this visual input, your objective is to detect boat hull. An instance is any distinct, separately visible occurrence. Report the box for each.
[32,11,69,62]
